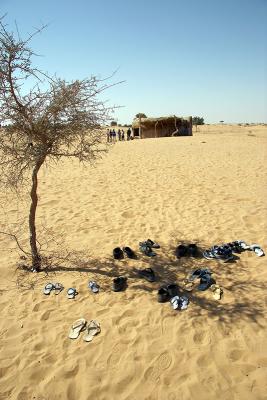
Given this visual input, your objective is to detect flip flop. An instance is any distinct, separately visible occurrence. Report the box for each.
[237,240,250,250]
[183,279,194,291]
[88,281,100,293]
[137,268,156,282]
[187,268,211,282]
[179,295,189,310]
[210,284,223,300]
[54,283,64,295]
[249,244,265,257]
[43,283,54,295]
[197,274,214,291]
[83,320,101,342]
[68,318,86,339]
[67,287,78,299]
[170,295,180,310]
[146,239,160,249]
[139,243,156,257]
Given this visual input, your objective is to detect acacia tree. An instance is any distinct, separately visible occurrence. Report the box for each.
[192,116,204,131]
[0,18,117,271]
[135,113,147,119]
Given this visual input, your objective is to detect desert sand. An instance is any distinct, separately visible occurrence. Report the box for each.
[0,124,266,400]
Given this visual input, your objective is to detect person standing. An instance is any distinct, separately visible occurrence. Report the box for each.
[118,129,121,141]
[109,129,113,142]
[107,129,110,143]
[112,129,116,142]
[121,129,125,141]
[127,128,131,141]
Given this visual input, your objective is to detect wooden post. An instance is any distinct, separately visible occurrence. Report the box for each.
[139,115,142,139]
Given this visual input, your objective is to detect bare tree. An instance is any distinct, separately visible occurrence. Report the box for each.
[0,17,119,271]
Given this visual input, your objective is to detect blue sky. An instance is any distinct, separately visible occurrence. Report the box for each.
[1,0,267,123]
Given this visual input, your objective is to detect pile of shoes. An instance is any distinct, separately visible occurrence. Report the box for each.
[203,245,234,262]
[203,240,265,261]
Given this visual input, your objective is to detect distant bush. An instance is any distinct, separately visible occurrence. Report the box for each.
[192,116,204,125]
[110,121,117,126]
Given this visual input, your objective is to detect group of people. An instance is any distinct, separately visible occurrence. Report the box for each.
[107,128,133,143]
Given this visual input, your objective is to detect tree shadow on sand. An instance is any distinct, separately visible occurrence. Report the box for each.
[16,239,265,327]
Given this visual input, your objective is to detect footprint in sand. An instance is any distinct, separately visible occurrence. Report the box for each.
[40,310,51,321]
[228,349,244,362]
[192,331,211,346]
[144,352,172,382]
[107,343,124,369]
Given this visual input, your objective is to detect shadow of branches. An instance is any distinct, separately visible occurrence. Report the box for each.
[15,238,265,327]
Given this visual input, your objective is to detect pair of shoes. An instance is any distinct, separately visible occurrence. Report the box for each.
[88,281,100,293]
[139,240,159,257]
[68,319,101,342]
[113,247,135,259]
[43,282,64,295]
[158,284,179,302]
[236,241,264,257]
[112,276,127,292]
[170,295,189,310]
[137,268,156,282]
[175,244,198,258]
[186,269,215,291]
[203,245,233,262]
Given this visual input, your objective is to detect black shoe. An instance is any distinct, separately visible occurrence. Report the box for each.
[137,268,156,282]
[113,247,124,260]
[188,244,198,257]
[175,245,187,258]
[146,239,160,249]
[157,287,169,303]
[167,283,179,297]
[123,246,136,259]
[112,276,127,292]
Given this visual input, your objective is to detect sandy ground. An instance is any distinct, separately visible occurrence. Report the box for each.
[0,124,266,400]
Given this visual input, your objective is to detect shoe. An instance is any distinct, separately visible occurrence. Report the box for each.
[188,244,198,257]
[123,246,136,259]
[113,247,124,260]
[112,276,127,292]
[137,268,156,282]
[157,287,169,303]
[166,283,179,297]
[175,245,187,258]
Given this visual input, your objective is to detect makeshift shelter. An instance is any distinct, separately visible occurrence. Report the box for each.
[132,116,192,139]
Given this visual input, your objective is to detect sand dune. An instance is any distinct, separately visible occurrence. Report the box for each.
[0,124,266,400]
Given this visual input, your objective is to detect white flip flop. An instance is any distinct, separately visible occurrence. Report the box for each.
[83,320,101,342]
[250,244,265,257]
[68,318,86,339]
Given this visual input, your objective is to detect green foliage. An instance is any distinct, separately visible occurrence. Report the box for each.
[135,113,147,119]
[192,116,204,125]
[110,121,117,126]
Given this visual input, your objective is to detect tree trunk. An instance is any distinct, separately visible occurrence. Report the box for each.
[29,155,46,271]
